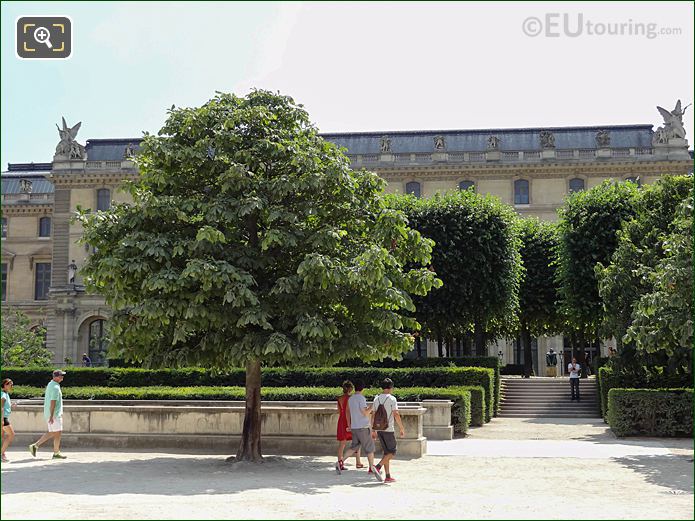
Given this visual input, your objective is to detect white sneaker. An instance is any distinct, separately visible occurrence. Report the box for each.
[370,464,383,482]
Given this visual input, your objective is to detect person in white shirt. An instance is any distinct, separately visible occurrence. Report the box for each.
[371,378,405,483]
[568,357,581,401]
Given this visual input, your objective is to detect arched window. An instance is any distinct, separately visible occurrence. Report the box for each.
[97,189,111,211]
[89,319,108,365]
[625,176,641,187]
[569,178,585,193]
[458,180,475,192]
[514,179,530,205]
[39,217,51,237]
[405,181,421,198]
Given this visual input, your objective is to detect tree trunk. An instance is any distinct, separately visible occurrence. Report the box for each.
[522,326,533,378]
[437,336,444,358]
[463,333,473,356]
[415,336,422,359]
[446,336,454,358]
[577,331,588,378]
[456,337,462,358]
[474,322,485,356]
[233,359,263,462]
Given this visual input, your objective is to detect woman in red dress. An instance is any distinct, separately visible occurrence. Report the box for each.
[336,380,363,471]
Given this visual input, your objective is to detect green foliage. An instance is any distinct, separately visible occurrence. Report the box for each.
[624,192,693,372]
[391,189,522,345]
[0,309,52,367]
[597,176,692,351]
[598,365,692,421]
[11,385,473,434]
[556,180,639,337]
[607,388,693,437]
[345,356,500,415]
[5,365,494,422]
[517,218,561,336]
[75,90,440,370]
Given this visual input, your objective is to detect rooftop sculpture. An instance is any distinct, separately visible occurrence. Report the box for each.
[54,117,86,160]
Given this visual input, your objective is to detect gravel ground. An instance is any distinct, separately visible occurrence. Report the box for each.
[1,419,692,520]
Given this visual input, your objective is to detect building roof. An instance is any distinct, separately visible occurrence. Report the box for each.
[1,174,54,194]
[85,138,143,161]
[322,125,655,154]
[76,125,657,161]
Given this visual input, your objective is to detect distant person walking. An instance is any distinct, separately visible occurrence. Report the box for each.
[371,378,405,483]
[568,357,581,401]
[335,381,383,482]
[336,380,363,471]
[584,351,592,376]
[28,370,68,459]
[81,353,92,367]
[1,379,15,463]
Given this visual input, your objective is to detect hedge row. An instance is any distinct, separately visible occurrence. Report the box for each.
[4,366,495,422]
[607,388,693,437]
[344,356,500,416]
[598,366,693,421]
[11,385,474,435]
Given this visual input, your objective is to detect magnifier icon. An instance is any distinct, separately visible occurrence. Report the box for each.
[33,26,53,49]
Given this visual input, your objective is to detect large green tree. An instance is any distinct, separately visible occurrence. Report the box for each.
[517,218,561,377]
[1,309,51,367]
[396,190,522,356]
[624,189,693,375]
[596,175,692,375]
[555,180,639,368]
[76,90,440,462]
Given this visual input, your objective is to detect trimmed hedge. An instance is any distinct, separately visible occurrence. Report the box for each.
[11,385,473,435]
[598,366,621,421]
[607,388,693,437]
[598,366,693,422]
[4,366,495,422]
[346,355,500,415]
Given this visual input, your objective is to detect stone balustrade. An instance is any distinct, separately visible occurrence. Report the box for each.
[10,399,450,458]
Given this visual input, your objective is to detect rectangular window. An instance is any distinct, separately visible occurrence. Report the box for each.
[97,189,111,211]
[34,262,51,300]
[1,217,7,238]
[39,217,51,237]
[1,263,7,301]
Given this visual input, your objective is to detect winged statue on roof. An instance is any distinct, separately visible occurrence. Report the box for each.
[654,100,690,143]
[54,117,86,160]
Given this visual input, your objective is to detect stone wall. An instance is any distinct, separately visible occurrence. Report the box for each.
[11,400,442,457]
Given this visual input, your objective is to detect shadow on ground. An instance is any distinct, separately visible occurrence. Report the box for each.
[614,454,694,494]
[0,455,379,497]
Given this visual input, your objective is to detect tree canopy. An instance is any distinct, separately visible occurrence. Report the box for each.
[517,217,561,376]
[393,189,522,354]
[555,180,639,354]
[1,309,51,367]
[76,90,441,460]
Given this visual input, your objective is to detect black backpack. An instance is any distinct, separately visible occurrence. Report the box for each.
[372,395,390,431]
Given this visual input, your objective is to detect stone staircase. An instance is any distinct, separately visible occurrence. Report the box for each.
[499,377,600,418]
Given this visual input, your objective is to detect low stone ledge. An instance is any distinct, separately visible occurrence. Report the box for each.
[11,401,429,457]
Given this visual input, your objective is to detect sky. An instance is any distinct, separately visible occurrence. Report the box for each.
[2,1,693,165]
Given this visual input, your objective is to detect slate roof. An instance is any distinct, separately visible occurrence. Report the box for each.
[78,125,655,161]
[2,163,54,194]
[84,138,143,161]
[322,125,655,154]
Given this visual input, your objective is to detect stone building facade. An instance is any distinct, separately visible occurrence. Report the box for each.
[1,110,692,373]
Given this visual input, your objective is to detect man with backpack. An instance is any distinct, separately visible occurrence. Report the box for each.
[371,378,405,483]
